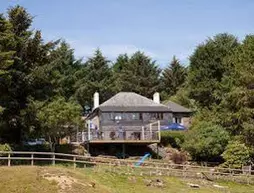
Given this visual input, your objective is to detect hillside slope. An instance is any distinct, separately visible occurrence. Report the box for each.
[0,166,253,193]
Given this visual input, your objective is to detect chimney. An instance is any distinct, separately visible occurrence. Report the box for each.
[153,92,160,104]
[93,92,99,109]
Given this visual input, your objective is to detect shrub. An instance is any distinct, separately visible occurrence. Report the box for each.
[171,150,188,164]
[183,121,230,161]
[0,143,12,156]
[0,144,12,165]
[15,144,51,152]
[160,131,185,148]
[55,144,87,155]
[221,141,251,169]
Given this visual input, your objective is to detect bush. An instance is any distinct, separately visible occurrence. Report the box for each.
[0,144,12,165]
[55,144,87,155]
[0,143,12,155]
[183,121,230,161]
[160,131,185,148]
[15,144,51,152]
[171,150,188,164]
[221,141,251,169]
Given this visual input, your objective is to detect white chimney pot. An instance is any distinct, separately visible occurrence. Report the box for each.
[153,92,160,104]
[93,92,99,109]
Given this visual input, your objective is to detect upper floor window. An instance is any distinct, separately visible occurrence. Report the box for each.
[109,113,125,121]
[150,113,163,120]
[132,113,143,120]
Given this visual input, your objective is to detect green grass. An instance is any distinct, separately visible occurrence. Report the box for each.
[0,166,253,193]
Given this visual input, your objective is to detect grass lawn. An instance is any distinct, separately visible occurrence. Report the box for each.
[0,166,253,193]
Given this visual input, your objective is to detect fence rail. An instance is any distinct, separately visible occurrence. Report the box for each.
[0,151,253,184]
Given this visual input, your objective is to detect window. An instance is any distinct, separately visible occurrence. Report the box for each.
[150,113,163,120]
[109,113,125,121]
[173,117,182,124]
[131,113,143,120]
[115,113,123,120]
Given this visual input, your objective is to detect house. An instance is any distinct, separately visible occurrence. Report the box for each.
[77,92,193,157]
[84,92,172,144]
[164,101,192,128]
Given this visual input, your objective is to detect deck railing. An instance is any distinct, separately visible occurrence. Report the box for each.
[79,121,161,142]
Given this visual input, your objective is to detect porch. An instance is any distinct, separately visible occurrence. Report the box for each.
[75,121,161,144]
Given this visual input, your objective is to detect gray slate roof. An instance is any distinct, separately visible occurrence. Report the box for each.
[164,100,192,113]
[97,92,171,112]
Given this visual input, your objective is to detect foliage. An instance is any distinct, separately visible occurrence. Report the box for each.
[36,97,82,151]
[168,86,197,110]
[214,35,254,141]
[0,143,12,152]
[15,144,51,152]
[75,49,112,110]
[55,144,87,155]
[112,51,161,98]
[183,121,230,161]
[160,131,185,149]
[221,141,251,169]
[161,56,186,98]
[188,33,239,108]
[171,150,188,164]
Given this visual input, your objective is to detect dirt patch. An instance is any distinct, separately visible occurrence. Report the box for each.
[42,171,95,193]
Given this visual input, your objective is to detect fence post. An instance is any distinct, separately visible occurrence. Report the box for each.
[73,156,76,169]
[7,153,11,167]
[52,153,55,166]
[31,154,34,166]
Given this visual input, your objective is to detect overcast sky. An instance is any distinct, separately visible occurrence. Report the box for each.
[1,0,253,67]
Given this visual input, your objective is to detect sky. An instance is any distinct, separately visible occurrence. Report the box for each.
[0,0,253,67]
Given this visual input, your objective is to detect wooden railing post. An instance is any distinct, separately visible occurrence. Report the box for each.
[7,153,11,167]
[31,154,34,166]
[141,126,144,140]
[73,156,76,169]
[158,120,161,141]
[149,123,152,139]
[52,153,55,166]
[88,120,91,141]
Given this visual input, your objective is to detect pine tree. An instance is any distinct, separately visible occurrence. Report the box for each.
[217,35,254,145]
[161,56,186,97]
[113,51,161,98]
[188,33,239,108]
[75,49,112,110]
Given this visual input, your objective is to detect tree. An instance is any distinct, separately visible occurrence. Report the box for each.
[36,97,82,151]
[75,49,112,110]
[0,6,58,142]
[183,121,230,161]
[161,56,186,97]
[222,141,251,169]
[214,35,254,141]
[47,41,83,100]
[112,51,161,98]
[0,14,15,118]
[188,33,239,108]
[0,6,34,142]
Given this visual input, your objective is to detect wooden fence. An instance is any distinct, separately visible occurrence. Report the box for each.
[0,151,253,184]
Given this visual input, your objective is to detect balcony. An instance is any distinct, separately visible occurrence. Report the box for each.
[74,121,161,144]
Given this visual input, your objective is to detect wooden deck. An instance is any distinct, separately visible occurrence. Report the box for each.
[87,139,160,144]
